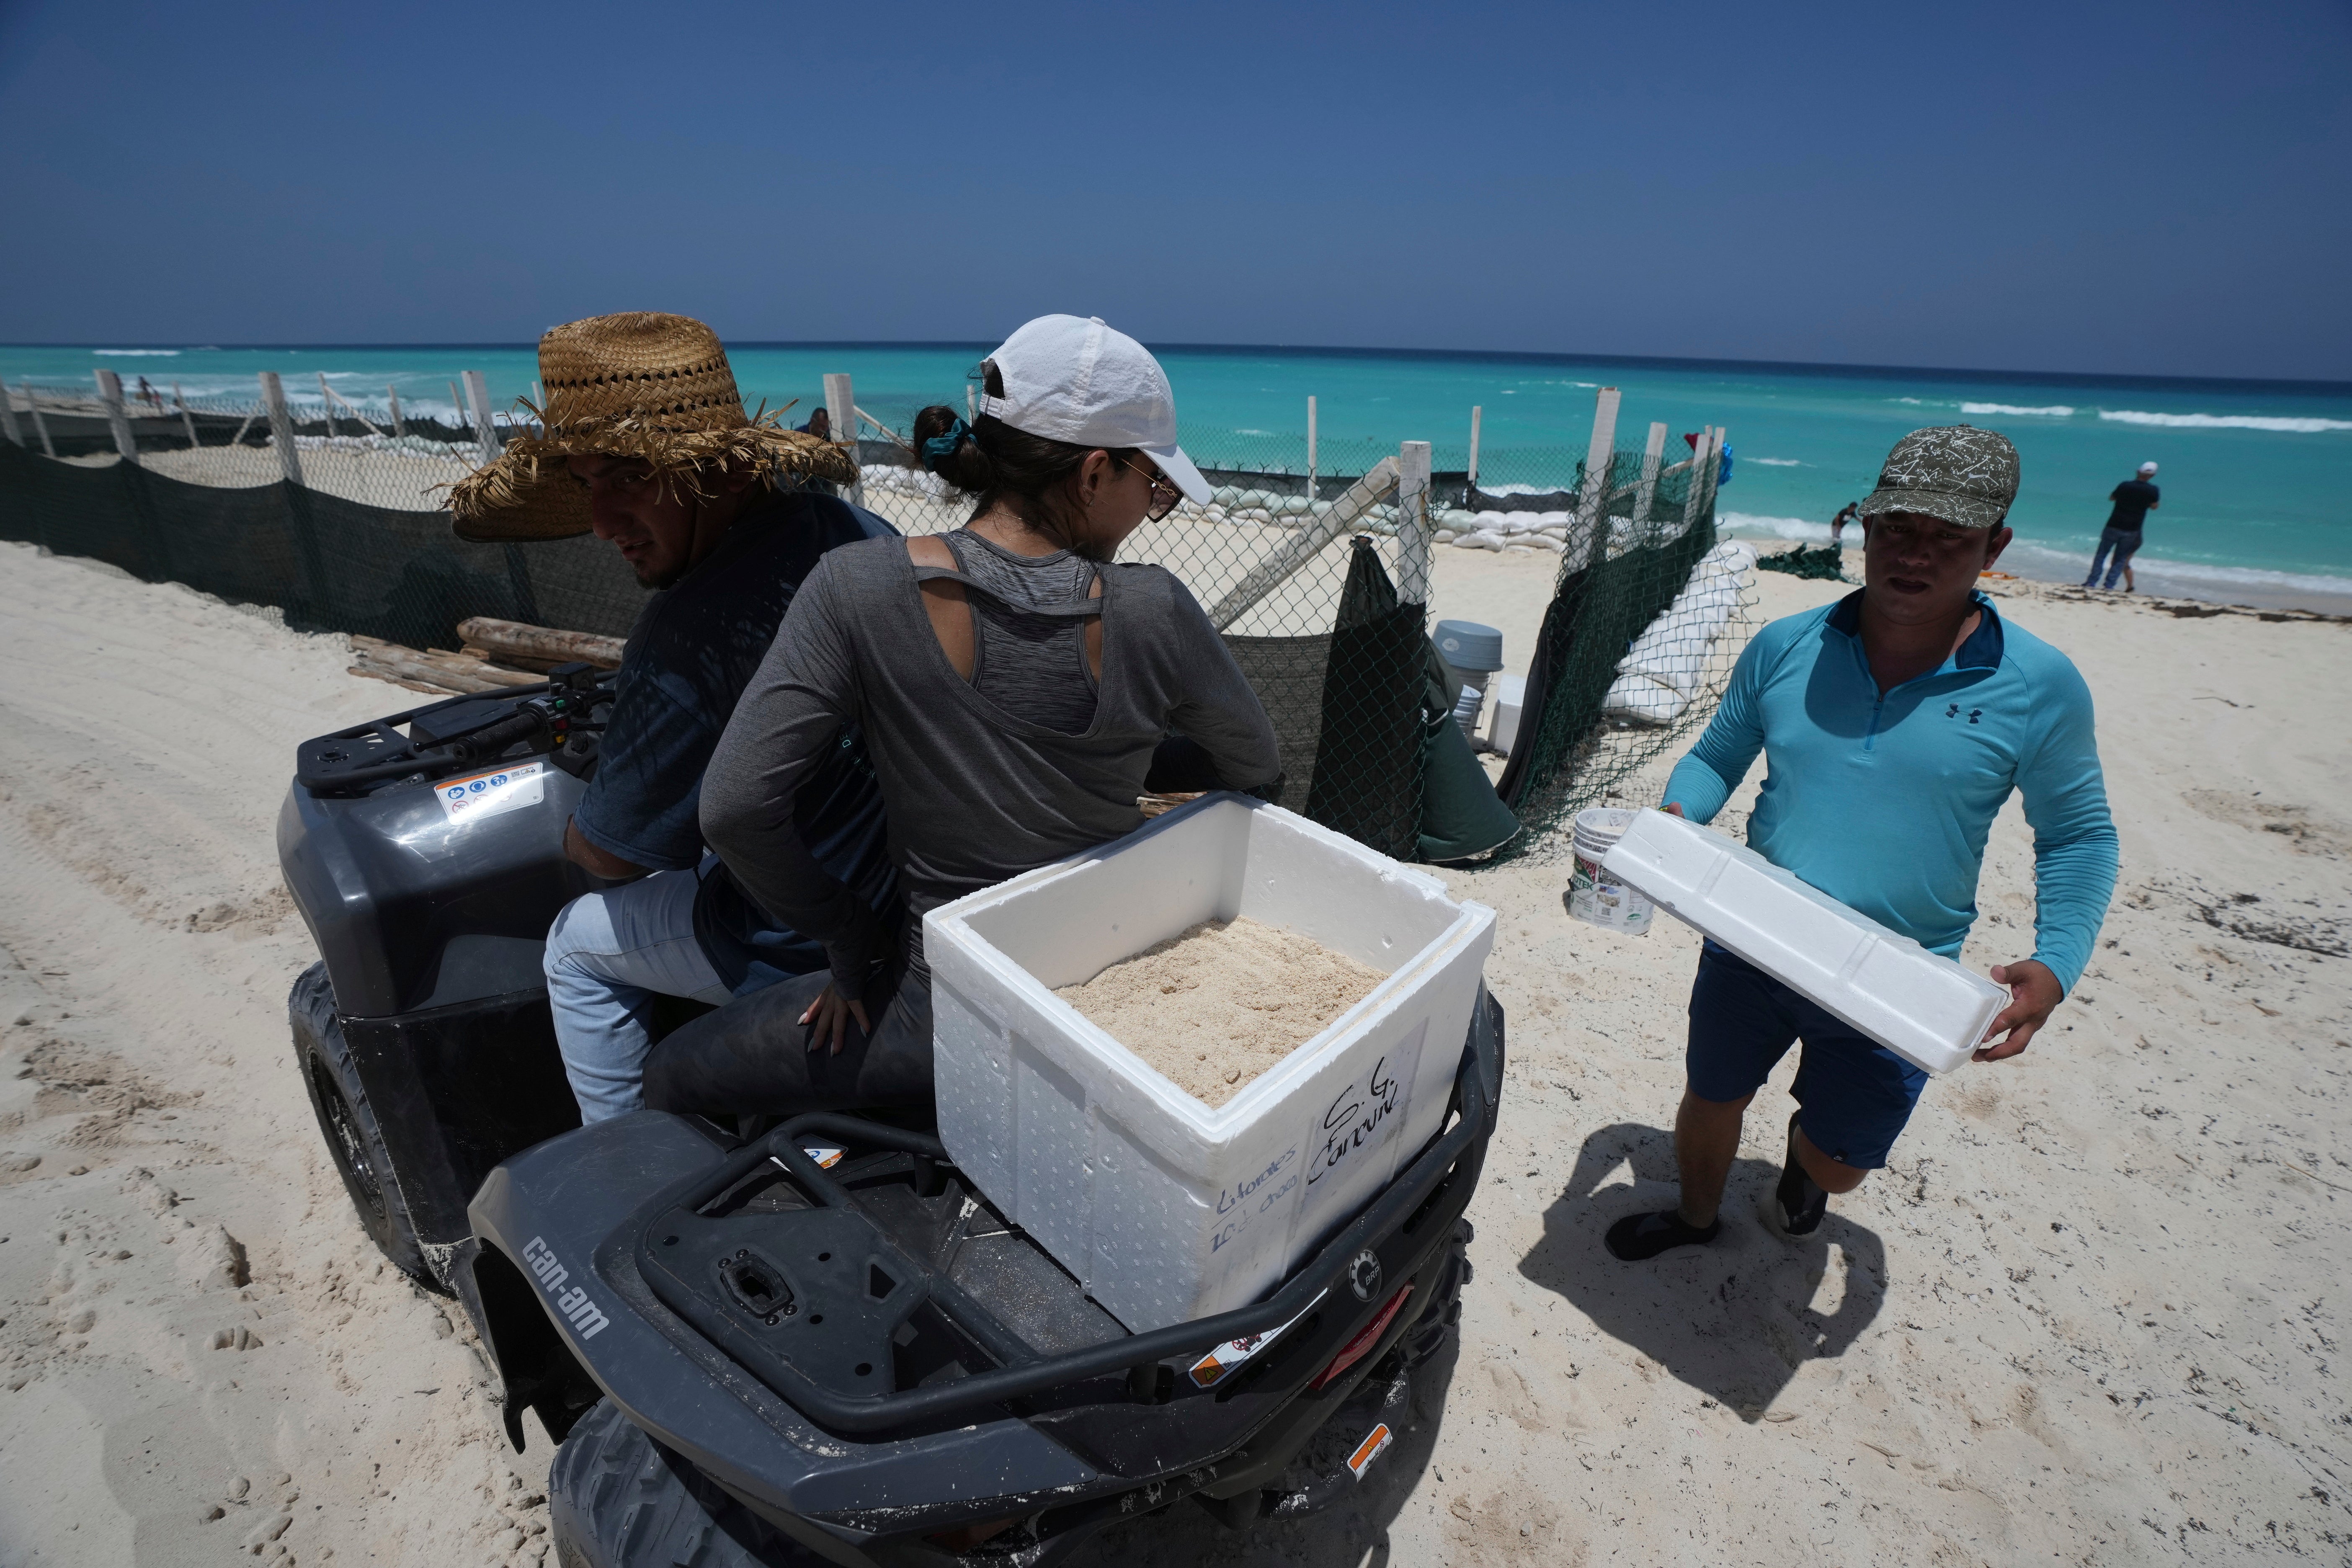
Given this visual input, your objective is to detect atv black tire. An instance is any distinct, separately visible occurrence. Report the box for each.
[549,1399,828,1568]
[289,963,434,1291]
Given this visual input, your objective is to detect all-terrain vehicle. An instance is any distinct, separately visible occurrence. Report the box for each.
[280,676,1500,1565]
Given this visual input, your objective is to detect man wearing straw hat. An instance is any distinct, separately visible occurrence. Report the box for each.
[446,312,900,1124]
[1606,425,2118,1262]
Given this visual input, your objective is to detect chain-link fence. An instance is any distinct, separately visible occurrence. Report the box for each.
[0,374,1748,862]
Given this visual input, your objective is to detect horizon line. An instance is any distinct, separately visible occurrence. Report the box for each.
[3,339,2345,395]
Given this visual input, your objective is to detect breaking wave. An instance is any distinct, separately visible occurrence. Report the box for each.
[1960,402,2075,417]
[1720,511,1834,542]
[2098,410,2352,433]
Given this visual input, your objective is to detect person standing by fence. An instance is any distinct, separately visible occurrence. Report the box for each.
[1605,425,2117,1262]
[2083,462,2160,591]
[444,312,900,1124]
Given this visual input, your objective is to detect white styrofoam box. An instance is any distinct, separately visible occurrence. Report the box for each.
[1598,808,2006,1075]
[924,795,1496,1332]
[1488,673,1527,756]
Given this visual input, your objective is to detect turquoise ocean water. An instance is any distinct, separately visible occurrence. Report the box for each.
[5,341,2346,606]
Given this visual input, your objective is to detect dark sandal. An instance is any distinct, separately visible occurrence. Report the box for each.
[1605,1208,1721,1261]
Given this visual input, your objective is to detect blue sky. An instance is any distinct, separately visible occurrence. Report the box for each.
[1,0,2345,380]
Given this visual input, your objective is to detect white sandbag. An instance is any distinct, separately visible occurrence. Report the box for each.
[1602,542,1755,723]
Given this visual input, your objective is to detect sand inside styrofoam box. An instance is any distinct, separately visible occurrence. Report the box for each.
[1054,917,1385,1108]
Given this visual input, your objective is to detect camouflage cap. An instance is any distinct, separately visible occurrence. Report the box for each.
[1858,425,2019,529]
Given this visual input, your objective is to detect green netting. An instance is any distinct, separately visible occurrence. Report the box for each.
[1488,443,1751,855]
[1756,543,1851,581]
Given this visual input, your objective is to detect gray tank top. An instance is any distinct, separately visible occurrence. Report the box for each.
[935,529,1101,735]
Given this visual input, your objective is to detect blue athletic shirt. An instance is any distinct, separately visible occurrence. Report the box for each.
[1662,590,2117,994]
[570,485,900,992]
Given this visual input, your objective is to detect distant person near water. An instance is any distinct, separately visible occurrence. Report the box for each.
[797,404,831,440]
[2084,462,2160,592]
[1830,500,1859,547]
[1604,424,2118,1264]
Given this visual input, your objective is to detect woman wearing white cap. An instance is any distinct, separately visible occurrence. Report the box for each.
[644,316,1280,1116]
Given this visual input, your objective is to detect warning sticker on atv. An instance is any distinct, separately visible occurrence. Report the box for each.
[434,760,547,826]
[1186,1290,1326,1387]
[1345,1422,1393,1480]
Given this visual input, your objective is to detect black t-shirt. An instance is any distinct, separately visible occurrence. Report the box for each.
[569,486,900,993]
[2105,479,2160,532]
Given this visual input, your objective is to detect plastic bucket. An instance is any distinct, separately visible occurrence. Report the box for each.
[1566,808,1654,935]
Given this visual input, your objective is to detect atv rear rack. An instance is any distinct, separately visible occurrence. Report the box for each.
[620,990,1501,1434]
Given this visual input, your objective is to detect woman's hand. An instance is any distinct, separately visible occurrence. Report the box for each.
[799,983,872,1056]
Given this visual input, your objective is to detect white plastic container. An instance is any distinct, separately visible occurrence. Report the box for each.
[1487,673,1527,757]
[924,795,1496,1332]
[1598,809,2006,1074]
[1566,808,1655,935]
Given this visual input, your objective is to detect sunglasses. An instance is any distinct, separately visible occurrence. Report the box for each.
[1119,456,1184,522]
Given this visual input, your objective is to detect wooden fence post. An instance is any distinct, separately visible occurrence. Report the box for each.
[21,383,54,457]
[1206,456,1401,631]
[447,381,464,436]
[1467,405,1482,492]
[259,372,306,487]
[0,380,20,448]
[1680,428,1716,530]
[1634,420,1667,526]
[95,369,140,466]
[172,382,199,447]
[1398,439,1433,608]
[318,372,339,438]
[1307,396,1318,502]
[1575,387,1622,549]
[463,370,501,459]
[387,385,405,438]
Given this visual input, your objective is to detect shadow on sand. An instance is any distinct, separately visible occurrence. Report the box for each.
[1070,1339,1462,1567]
[1519,1120,1888,1422]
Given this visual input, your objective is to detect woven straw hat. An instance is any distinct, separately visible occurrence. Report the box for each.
[444,312,858,542]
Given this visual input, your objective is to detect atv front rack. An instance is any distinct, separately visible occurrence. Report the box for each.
[294,663,613,794]
[622,990,1502,1435]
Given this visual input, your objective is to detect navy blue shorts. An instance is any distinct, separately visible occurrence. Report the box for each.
[1685,941,1928,1170]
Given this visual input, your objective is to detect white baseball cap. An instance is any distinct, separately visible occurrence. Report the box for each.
[2138,461,2159,474]
[979,315,1211,504]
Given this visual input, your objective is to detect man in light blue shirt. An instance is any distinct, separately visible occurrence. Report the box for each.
[1608,426,2119,1261]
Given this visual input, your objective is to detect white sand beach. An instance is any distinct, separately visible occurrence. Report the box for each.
[0,539,2345,1564]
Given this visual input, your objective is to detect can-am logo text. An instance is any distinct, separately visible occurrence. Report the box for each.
[522,1235,609,1339]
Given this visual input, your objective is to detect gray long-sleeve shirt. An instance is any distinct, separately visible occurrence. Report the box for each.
[700,535,1281,985]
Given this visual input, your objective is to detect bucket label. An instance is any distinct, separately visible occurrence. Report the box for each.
[434,759,546,826]
[1568,851,1653,935]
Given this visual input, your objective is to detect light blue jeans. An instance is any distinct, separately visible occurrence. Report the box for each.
[2083,526,2142,590]
[545,869,733,1123]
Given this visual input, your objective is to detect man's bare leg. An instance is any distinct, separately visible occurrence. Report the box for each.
[1793,1123,1867,1194]
[1608,1085,1752,1260]
[1674,1087,1754,1226]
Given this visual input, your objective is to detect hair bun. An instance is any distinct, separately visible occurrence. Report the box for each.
[911,403,994,493]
